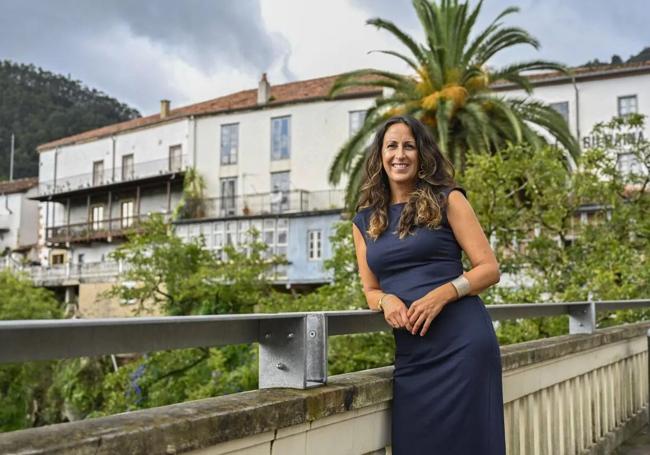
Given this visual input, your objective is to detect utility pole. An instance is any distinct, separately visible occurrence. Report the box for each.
[9,133,15,181]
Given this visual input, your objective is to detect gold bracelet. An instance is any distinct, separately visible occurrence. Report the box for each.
[378,293,389,311]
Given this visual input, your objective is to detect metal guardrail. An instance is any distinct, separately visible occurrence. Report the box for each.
[1,299,649,389]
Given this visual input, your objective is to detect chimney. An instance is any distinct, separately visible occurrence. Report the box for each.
[160,99,171,119]
[257,73,271,105]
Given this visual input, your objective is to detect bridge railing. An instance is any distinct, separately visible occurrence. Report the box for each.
[1,299,649,389]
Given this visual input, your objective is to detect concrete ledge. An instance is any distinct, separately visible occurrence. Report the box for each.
[0,367,393,455]
[500,321,650,372]
[2,320,650,454]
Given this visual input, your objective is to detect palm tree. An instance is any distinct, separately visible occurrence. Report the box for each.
[329,0,579,208]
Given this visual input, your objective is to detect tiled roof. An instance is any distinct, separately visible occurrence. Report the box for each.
[37,60,650,152]
[37,73,382,152]
[492,59,650,89]
[0,177,38,194]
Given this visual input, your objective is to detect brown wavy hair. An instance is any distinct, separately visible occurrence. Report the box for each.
[356,115,457,240]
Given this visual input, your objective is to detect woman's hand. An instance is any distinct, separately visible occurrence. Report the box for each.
[407,284,455,336]
[382,295,413,331]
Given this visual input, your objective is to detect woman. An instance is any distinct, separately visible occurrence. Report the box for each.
[351,116,506,454]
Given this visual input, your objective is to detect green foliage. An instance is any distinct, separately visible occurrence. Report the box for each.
[105,213,285,316]
[76,214,285,414]
[461,115,650,344]
[173,167,208,220]
[95,346,258,416]
[0,270,62,320]
[0,270,61,431]
[0,60,140,179]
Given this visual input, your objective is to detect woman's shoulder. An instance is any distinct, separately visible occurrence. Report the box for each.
[352,206,373,230]
[439,185,467,199]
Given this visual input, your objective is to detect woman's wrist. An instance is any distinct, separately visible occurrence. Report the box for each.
[377,292,391,311]
[427,283,458,306]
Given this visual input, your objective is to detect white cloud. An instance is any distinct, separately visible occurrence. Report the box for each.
[260,0,413,83]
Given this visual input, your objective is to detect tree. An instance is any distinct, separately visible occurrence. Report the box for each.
[0,270,61,431]
[105,214,285,316]
[173,167,207,220]
[83,214,288,415]
[328,0,579,209]
[462,115,650,344]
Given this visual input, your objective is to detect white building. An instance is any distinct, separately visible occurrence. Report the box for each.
[0,177,40,266]
[30,74,379,315]
[494,60,650,175]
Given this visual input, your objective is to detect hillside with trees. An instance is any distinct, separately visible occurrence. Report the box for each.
[0,61,140,180]
[582,45,650,67]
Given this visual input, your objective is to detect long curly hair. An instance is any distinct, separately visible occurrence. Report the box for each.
[356,115,458,240]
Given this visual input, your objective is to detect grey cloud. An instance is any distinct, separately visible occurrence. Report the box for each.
[0,0,293,111]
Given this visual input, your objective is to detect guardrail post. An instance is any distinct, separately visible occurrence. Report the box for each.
[258,313,327,389]
[568,299,596,334]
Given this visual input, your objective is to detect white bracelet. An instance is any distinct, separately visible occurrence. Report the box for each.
[450,275,471,298]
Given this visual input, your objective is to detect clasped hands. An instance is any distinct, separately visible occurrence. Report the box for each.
[381,289,448,336]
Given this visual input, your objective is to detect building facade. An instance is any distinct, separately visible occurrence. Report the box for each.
[25,61,650,316]
[29,74,378,315]
[494,61,650,176]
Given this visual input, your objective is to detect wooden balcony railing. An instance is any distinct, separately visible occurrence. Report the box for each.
[46,214,152,243]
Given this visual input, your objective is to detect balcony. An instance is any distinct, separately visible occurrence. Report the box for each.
[46,214,151,244]
[20,261,129,286]
[34,156,188,201]
[190,189,345,220]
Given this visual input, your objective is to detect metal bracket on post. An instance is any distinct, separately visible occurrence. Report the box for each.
[258,313,327,389]
[568,299,596,334]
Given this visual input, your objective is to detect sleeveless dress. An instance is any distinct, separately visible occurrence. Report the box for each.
[352,187,506,455]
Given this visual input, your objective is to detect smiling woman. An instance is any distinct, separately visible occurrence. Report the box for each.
[351,116,505,454]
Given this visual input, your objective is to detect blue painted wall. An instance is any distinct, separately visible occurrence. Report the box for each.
[286,212,343,284]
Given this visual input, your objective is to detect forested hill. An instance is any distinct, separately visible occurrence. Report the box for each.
[0,61,140,180]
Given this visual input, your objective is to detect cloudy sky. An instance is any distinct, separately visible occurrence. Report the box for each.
[1,0,648,114]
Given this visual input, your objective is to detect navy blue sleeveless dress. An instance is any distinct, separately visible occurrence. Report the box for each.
[352,187,505,455]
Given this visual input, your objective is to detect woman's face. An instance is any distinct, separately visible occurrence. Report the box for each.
[381,122,419,185]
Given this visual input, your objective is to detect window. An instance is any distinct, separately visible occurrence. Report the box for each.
[92,160,104,186]
[51,253,65,265]
[220,124,239,165]
[169,145,183,172]
[90,205,105,231]
[349,110,367,137]
[276,218,288,259]
[270,171,290,213]
[121,154,134,181]
[271,116,290,160]
[618,95,638,117]
[549,102,569,124]
[220,177,237,216]
[308,230,322,260]
[121,200,135,228]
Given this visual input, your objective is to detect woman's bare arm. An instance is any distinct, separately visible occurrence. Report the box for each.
[446,189,500,295]
[352,223,412,330]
